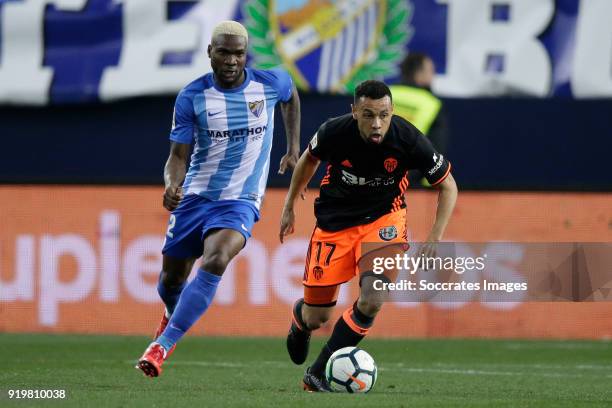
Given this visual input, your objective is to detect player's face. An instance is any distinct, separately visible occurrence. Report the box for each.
[351,96,393,144]
[208,34,247,89]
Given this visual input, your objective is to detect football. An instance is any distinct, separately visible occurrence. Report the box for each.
[325,346,378,393]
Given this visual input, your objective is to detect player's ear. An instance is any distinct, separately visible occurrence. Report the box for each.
[351,104,357,119]
[207,44,212,58]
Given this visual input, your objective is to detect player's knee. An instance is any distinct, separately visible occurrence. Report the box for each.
[357,297,383,317]
[200,252,230,276]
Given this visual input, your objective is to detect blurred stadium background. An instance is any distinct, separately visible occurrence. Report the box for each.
[1,0,612,405]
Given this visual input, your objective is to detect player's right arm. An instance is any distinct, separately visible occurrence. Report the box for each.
[164,89,195,211]
[280,123,333,242]
[163,142,190,211]
[279,149,320,243]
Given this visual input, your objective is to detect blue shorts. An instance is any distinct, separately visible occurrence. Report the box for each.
[162,194,260,259]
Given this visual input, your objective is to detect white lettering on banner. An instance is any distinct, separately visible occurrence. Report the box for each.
[0,0,87,105]
[100,0,216,101]
[218,239,268,305]
[100,211,120,301]
[435,0,554,97]
[0,235,35,301]
[122,236,164,303]
[39,234,97,327]
[1,212,527,327]
[572,0,612,97]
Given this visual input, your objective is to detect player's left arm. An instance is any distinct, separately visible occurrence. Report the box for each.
[278,84,301,174]
[270,67,301,175]
[406,119,458,253]
[420,173,457,259]
[428,172,458,243]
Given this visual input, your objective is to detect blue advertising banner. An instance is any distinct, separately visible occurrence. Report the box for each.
[0,0,610,104]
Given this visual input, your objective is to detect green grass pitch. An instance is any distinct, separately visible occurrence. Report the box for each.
[1,334,611,407]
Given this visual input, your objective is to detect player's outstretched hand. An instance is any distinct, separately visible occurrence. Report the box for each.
[278,151,299,175]
[163,185,183,212]
[279,206,295,243]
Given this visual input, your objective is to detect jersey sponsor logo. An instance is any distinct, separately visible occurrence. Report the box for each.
[205,126,267,142]
[248,100,264,118]
[313,266,324,281]
[309,133,318,149]
[207,110,223,117]
[379,226,398,241]
[244,0,413,93]
[428,153,444,175]
[384,157,398,172]
[341,170,394,187]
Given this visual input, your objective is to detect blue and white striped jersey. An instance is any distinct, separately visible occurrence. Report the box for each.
[169,68,293,209]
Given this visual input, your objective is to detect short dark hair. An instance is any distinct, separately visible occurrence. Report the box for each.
[354,80,392,104]
[400,52,429,84]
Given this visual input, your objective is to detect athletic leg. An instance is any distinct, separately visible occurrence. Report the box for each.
[287,298,334,365]
[137,229,245,378]
[157,255,195,316]
[308,211,406,380]
[292,226,358,391]
[287,225,354,368]
[150,256,195,361]
[137,199,259,377]
[155,195,208,336]
[155,229,245,352]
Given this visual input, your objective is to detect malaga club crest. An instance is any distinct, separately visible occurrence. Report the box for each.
[243,0,413,93]
[248,100,265,117]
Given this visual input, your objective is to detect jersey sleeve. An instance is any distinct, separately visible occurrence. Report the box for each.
[169,90,195,144]
[307,121,333,161]
[268,68,294,102]
[409,132,452,186]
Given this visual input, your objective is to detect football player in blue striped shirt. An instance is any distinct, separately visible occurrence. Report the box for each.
[137,20,301,377]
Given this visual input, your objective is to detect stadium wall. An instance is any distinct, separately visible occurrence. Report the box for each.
[2,95,612,190]
[1,186,611,339]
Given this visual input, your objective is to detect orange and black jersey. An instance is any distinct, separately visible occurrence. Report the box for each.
[308,113,451,232]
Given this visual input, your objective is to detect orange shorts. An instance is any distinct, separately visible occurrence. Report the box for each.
[303,210,408,306]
